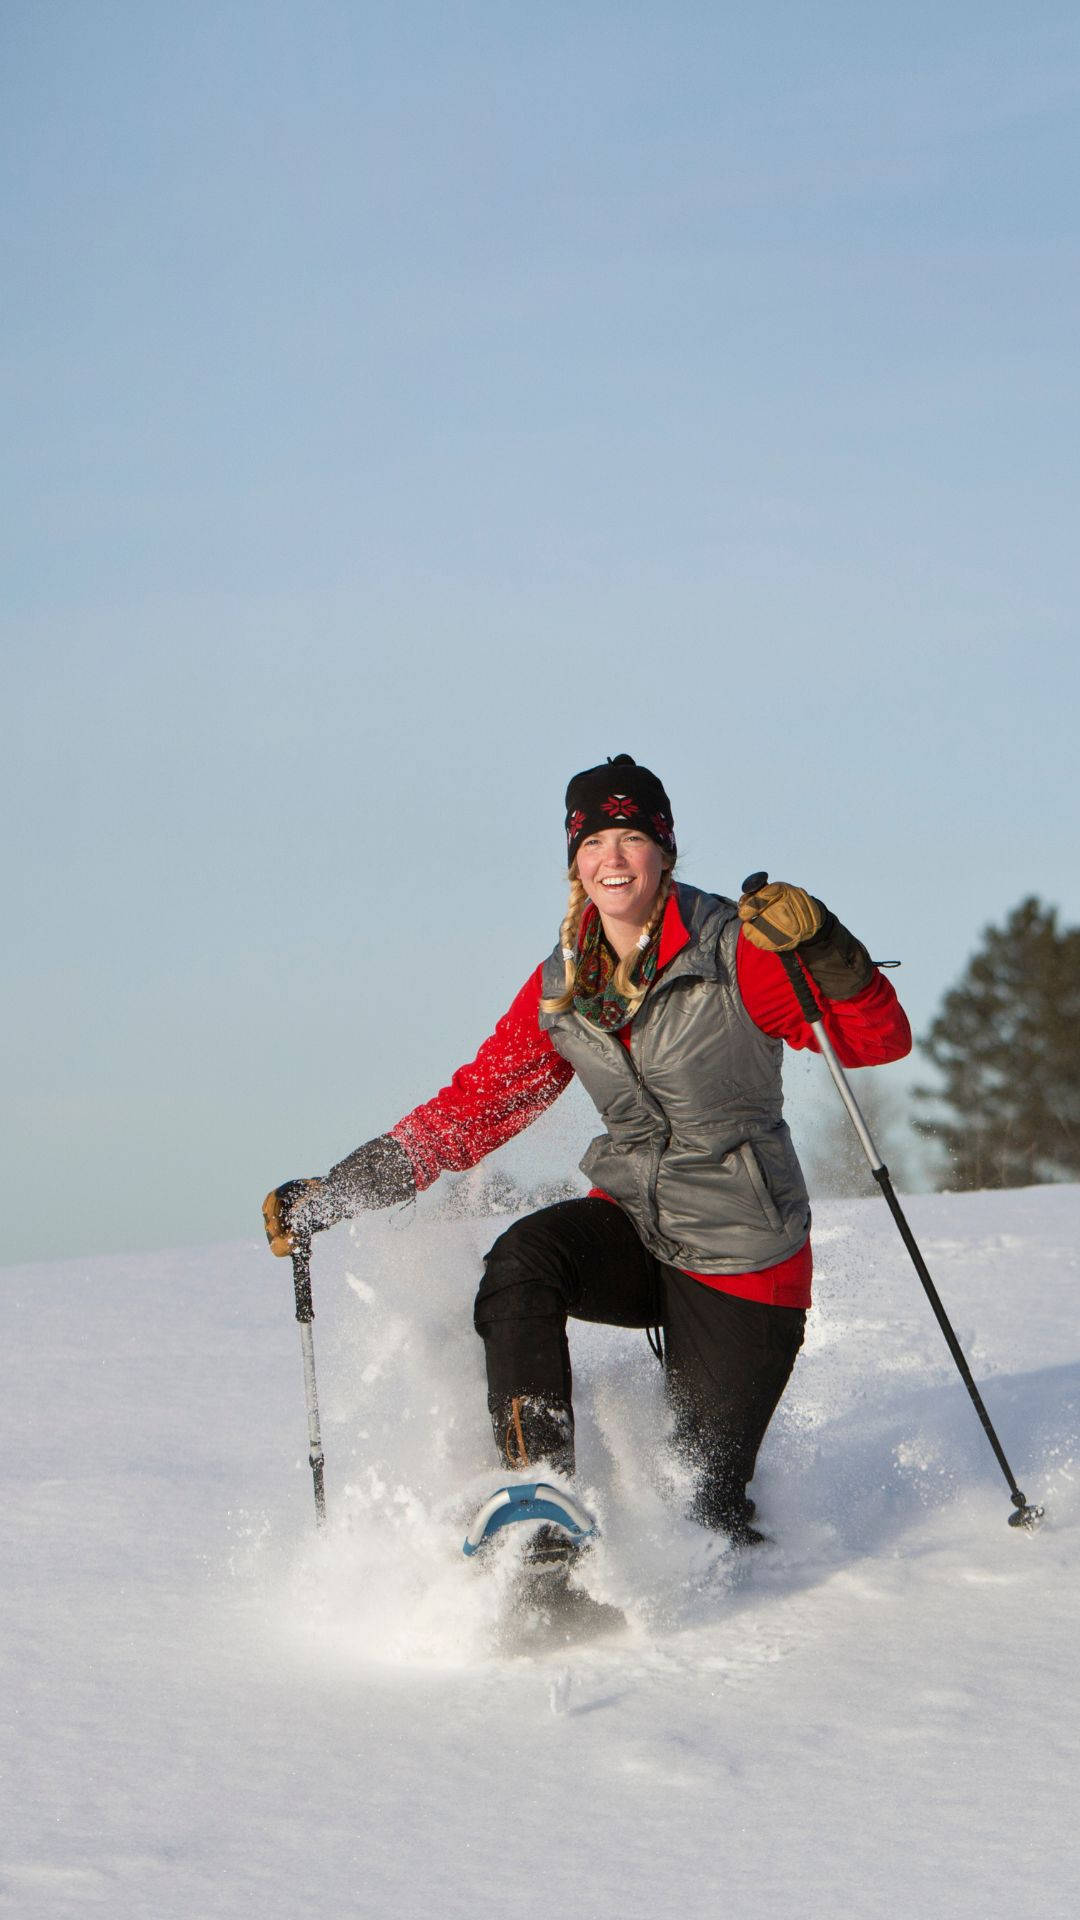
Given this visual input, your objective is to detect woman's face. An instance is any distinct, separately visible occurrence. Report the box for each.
[575,828,666,933]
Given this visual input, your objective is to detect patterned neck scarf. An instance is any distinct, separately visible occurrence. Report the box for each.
[573,907,661,1031]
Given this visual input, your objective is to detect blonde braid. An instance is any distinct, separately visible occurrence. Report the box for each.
[611,866,674,1015]
[539,872,589,1014]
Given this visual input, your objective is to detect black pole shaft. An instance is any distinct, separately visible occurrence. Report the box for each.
[774,946,1039,1524]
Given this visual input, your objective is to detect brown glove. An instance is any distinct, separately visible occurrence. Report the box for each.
[262,1135,416,1257]
[262,1178,325,1257]
[738,880,824,952]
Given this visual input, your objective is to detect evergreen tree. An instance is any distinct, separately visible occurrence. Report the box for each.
[915,897,1080,1189]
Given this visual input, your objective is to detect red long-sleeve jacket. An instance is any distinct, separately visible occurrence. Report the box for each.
[390,891,911,1308]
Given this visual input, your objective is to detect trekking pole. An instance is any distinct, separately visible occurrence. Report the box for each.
[290,1235,327,1527]
[742,872,1044,1531]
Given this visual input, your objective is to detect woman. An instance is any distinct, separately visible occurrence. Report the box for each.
[263,754,911,1545]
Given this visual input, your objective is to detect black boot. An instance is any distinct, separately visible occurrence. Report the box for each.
[492,1395,575,1477]
[693,1483,768,1547]
[491,1396,580,1567]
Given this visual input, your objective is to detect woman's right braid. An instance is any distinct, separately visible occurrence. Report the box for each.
[558,875,589,991]
[540,873,589,1013]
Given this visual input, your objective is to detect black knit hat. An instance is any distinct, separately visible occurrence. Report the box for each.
[564,754,677,867]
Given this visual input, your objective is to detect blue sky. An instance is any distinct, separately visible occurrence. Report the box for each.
[4,2,1079,1261]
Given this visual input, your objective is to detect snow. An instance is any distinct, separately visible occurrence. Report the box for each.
[5,1184,1080,1918]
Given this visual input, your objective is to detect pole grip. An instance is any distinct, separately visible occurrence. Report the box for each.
[291,1238,314,1323]
[779,949,826,1027]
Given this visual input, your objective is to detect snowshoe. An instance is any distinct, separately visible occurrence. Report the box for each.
[464,1483,624,1648]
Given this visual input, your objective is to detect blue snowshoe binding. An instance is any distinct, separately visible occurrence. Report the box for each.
[462,1482,598,1560]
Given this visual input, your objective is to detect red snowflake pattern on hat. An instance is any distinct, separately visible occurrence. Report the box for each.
[652,811,675,847]
[566,808,586,844]
[601,794,639,819]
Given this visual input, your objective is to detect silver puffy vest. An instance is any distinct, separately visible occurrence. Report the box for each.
[538,884,810,1274]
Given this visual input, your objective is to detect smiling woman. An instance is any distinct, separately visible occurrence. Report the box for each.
[262,753,912,1555]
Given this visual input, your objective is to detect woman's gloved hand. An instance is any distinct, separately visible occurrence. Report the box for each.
[262,1135,415,1256]
[737,880,824,952]
[738,880,875,1001]
[262,1178,328,1257]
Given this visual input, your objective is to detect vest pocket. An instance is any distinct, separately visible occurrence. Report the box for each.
[737,1142,784,1230]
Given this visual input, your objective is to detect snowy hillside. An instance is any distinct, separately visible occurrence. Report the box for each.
[4,1185,1079,1918]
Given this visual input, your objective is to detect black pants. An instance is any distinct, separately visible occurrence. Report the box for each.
[474,1197,805,1528]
